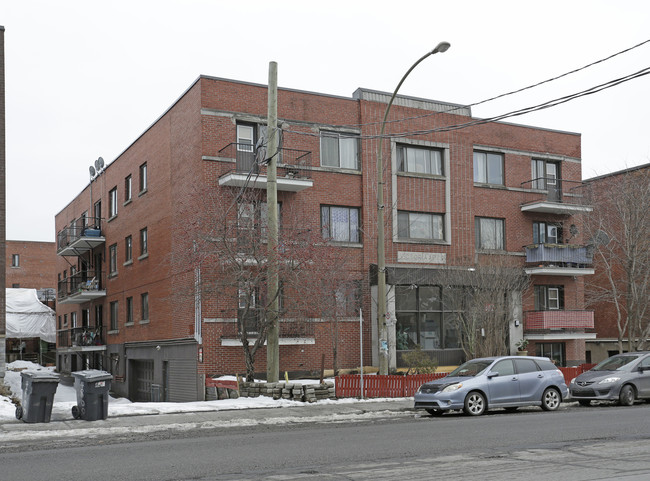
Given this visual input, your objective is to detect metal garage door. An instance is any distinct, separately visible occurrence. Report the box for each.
[166,359,198,402]
[131,359,154,402]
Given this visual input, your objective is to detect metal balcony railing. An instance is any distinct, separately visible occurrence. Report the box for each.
[57,325,106,348]
[218,143,313,179]
[220,316,316,339]
[57,216,103,253]
[520,178,592,209]
[524,244,593,268]
[57,270,106,301]
[524,310,594,330]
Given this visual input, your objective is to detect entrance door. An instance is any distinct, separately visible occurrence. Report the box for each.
[130,360,154,402]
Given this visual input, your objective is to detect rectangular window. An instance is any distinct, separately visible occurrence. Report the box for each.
[125,175,132,202]
[109,187,118,217]
[71,311,78,329]
[534,285,565,311]
[141,293,149,321]
[320,131,359,169]
[126,297,133,324]
[64,314,68,327]
[11,254,19,267]
[536,342,565,367]
[109,244,117,274]
[140,228,148,256]
[125,236,133,262]
[139,162,148,193]
[533,221,562,244]
[94,200,101,225]
[237,124,255,152]
[473,151,504,185]
[397,211,444,241]
[397,145,443,175]
[475,217,505,250]
[110,301,118,331]
[321,206,361,243]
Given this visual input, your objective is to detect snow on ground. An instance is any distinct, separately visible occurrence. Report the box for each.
[1,361,403,422]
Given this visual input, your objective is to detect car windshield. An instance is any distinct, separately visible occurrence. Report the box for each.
[447,360,493,377]
[592,354,642,372]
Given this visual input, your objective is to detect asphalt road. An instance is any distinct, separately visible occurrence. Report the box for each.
[3,402,650,480]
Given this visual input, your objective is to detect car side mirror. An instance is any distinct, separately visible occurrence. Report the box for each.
[487,371,499,379]
[639,366,648,372]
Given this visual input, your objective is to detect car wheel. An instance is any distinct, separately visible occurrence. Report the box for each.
[541,387,561,411]
[619,385,635,406]
[463,391,486,416]
[72,405,81,419]
[15,405,23,420]
[425,409,444,416]
[578,400,592,407]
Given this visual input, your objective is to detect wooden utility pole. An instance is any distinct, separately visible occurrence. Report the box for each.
[266,61,280,382]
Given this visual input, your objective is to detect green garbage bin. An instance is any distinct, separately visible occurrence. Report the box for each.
[15,370,60,423]
[71,370,113,421]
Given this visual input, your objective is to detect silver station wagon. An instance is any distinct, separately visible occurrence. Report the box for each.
[414,355,569,416]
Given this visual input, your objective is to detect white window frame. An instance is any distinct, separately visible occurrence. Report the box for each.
[320,131,359,169]
[473,151,504,185]
[11,254,19,267]
[397,145,443,175]
[475,217,505,250]
[109,187,118,218]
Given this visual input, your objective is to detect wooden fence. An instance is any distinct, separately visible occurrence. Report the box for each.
[335,364,596,399]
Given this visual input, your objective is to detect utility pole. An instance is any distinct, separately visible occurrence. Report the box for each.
[266,61,280,382]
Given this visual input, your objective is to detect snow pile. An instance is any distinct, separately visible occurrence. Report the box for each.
[1,362,405,422]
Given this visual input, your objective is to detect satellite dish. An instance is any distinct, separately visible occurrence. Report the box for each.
[95,157,105,171]
[89,166,96,177]
[594,229,610,245]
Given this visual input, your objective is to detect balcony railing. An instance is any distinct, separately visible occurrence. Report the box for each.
[220,317,316,339]
[57,216,104,255]
[525,244,593,267]
[57,325,106,348]
[217,143,314,192]
[524,310,594,330]
[57,270,106,304]
[520,178,592,214]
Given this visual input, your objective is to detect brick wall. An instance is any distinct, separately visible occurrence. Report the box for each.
[5,240,56,290]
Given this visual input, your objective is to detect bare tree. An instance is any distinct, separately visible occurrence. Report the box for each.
[434,257,530,359]
[586,167,650,352]
[186,185,352,381]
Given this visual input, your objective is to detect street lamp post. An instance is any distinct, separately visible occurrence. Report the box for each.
[376,42,450,375]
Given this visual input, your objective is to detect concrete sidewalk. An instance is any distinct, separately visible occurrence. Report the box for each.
[0,398,415,444]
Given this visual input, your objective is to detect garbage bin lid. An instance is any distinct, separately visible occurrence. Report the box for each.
[71,369,113,382]
[20,370,60,382]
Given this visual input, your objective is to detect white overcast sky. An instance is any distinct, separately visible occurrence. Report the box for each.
[2,0,649,241]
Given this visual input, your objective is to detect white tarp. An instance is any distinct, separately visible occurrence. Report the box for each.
[5,288,56,343]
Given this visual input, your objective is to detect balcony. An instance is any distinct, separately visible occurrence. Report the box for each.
[524,244,594,276]
[217,143,314,192]
[58,270,106,304]
[520,178,592,214]
[57,216,105,256]
[220,316,316,346]
[57,325,106,351]
[524,310,594,331]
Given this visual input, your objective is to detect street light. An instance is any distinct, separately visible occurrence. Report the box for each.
[376,41,450,375]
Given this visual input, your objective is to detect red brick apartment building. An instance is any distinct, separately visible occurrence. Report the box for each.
[584,163,650,362]
[6,240,56,303]
[55,75,594,401]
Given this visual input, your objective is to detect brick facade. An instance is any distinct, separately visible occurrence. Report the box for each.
[55,75,592,400]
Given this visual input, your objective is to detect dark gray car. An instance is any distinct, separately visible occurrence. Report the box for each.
[569,352,650,406]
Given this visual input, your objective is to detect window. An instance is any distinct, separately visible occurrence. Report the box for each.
[11,254,19,267]
[320,131,359,169]
[140,228,148,256]
[475,217,505,250]
[12,283,20,288]
[398,211,444,241]
[109,187,118,218]
[125,175,132,202]
[109,244,117,274]
[531,159,560,190]
[94,200,101,225]
[533,221,562,244]
[141,293,149,321]
[95,304,103,328]
[397,145,443,175]
[126,297,133,324]
[237,124,255,152]
[335,282,361,317]
[110,301,118,331]
[536,342,565,367]
[321,206,360,243]
[534,285,564,310]
[237,202,280,243]
[473,151,504,185]
[395,285,461,350]
[125,236,133,263]
[71,311,78,329]
[139,162,147,193]
[64,314,68,327]
[491,359,515,376]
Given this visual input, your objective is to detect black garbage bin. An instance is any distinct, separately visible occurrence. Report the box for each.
[71,370,113,421]
[15,370,60,423]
